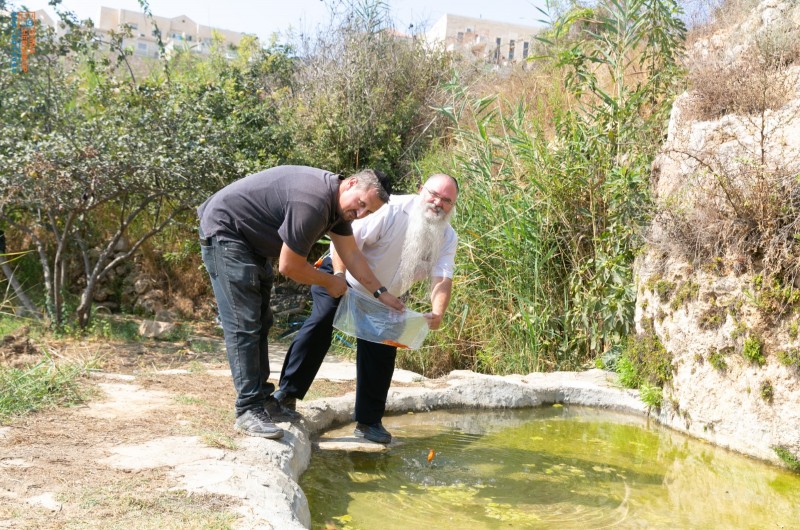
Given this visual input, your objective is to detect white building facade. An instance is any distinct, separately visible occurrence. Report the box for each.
[97,7,247,58]
[427,14,540,66]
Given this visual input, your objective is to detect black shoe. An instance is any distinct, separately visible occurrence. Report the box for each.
[354,422,392,444]
[272,389,297,411]
[234,409,283,439]
[265,395,301,422]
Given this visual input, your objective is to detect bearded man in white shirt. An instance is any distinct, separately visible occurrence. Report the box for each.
[271,173,459,443]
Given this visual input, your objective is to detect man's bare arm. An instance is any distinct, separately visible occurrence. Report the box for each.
[329,233,404,310]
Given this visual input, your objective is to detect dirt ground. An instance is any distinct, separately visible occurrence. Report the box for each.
[0,326,356,529]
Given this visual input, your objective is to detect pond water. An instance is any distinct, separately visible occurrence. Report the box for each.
[300,406,800,529]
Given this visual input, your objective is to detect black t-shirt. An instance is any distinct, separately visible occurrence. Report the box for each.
[197,166,353,258]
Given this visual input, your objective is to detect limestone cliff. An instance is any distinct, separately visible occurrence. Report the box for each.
[636,0,800,467]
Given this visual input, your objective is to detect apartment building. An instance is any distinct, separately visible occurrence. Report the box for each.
[97,7,247,58]
[427,14,540,66]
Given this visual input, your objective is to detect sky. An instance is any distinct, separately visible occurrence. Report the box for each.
[17,0,548,42]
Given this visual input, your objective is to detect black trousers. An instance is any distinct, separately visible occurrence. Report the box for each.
[279,258,397,424]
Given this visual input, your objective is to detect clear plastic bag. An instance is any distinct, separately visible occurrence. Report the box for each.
[332,288,429,349]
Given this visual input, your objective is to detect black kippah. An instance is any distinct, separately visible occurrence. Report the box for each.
[374,169,393,195]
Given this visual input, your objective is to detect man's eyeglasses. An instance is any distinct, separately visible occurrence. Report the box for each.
[424,187,455,206]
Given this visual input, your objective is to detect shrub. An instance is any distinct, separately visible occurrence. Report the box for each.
[688,15,799,120]
[789,321,799,340]
[759,379,774,402]
[777,349,800,372]
[639,383,664,408]
[616,352,641,388]
[742,335,766,366]
[708,347,728,371]
[618,330,673,391]
[773,446,800,473]
[670,280,699,311]
[699,303,726,330]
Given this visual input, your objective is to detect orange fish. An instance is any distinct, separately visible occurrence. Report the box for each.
[427,448,435,463]
[382,339,409,349]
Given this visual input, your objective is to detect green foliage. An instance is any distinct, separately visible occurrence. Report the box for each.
[708,347,728,371]
[411,0,687,374]
[616,351,641,388]
[0,354,92,423]
[730,320,748,340]
[777,349,800,372]
[86,317,141,342]
[759,380,774,402]
[645,274,675,303]
[670,280,699,311]
[789,320,799,340]
[699,303,726,330]
[0,7,299,330]
[188,338,222,354]
[773,446,800,473]
[0,314,33,337]
[288,0,454,180]
[749,276,800,318]
[742,335,766,366]
[619,330,672,389]
[639,383,664,408]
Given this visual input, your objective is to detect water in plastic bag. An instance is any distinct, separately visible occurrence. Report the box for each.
[332,288,429,349]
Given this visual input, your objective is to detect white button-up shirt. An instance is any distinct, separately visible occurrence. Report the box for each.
[337,194,457,297]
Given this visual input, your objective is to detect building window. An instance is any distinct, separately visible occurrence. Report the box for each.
[457,31,464,42]
[466,27,472,33]
[137,42,147,53]
[509,39,515,61]
[128,22,138,30]
[523,41,530,59]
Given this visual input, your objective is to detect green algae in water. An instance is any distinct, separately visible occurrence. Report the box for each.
[301,407,800,529]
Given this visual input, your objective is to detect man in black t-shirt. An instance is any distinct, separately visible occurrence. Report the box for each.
[198,166,403,439]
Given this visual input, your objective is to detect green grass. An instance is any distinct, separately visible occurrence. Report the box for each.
[188,338,222,354]
[0,353,93,424]
[87,316,142,342]
[0,314,43,338]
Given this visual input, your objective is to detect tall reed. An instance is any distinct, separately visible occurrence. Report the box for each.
[402,0,686,375]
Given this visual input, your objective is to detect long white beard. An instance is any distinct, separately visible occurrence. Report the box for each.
[388,199,453,296]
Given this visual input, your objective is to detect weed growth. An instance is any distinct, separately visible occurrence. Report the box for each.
[699,303,726,330]
[670,280,699,311]
[0,354,92,423]
[420,0,686,374]
[708,347,728,371]
[618,328,673,402]
[742,335,766,366]
[789,321,799,340]
[773,446,800,473]
[759,380,774,402]
[777,349,800,372]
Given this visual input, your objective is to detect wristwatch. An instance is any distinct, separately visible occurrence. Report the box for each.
[373,286,388,298]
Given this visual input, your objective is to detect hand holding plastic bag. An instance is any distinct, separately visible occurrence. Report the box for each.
[332,288,429,349]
